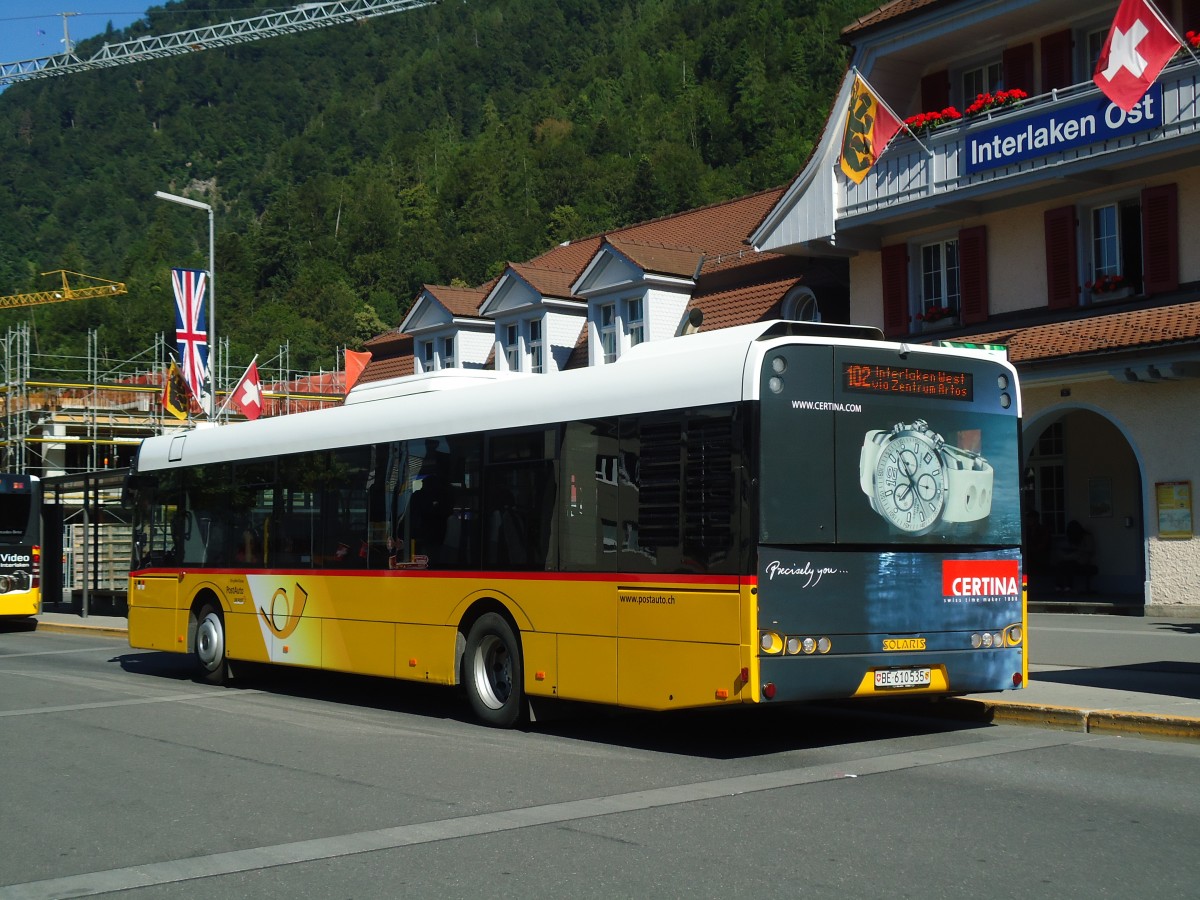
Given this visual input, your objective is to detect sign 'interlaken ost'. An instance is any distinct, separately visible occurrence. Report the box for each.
[965,85,1161,174]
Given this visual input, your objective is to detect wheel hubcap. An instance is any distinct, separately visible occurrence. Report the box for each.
[197,612,224,672]
[473,634,511,710]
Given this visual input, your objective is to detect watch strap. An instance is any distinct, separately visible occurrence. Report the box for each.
[859,429,888,501]
[941,446,993,522]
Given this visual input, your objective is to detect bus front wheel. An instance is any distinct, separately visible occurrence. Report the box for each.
[195,603,229,685]
[464,613,523,728]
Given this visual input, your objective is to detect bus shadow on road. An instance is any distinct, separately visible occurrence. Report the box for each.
[109,651,992,758]
[0,617,39,634]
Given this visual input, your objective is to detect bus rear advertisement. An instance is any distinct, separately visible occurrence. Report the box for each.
[0,473,42,618]
[125,321,1024,726]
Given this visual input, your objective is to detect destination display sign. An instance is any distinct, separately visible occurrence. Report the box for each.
[842,363,973,401]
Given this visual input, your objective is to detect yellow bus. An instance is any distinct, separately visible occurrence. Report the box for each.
[0,473,42,619]
[125,321,1025,726]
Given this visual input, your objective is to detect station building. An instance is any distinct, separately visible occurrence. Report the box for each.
[751,0,1200,613]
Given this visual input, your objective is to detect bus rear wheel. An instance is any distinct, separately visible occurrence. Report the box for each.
[195,603,229,685]
[464,613,523,728]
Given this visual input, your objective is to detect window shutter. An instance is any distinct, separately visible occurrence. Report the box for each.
[921,70,949,112]
[1040,30,1073,92]
[1003,44,1035,94]
[958,226,988,325]
[1142,183,1179,295]
[1044,206,1078,309]
[881,244,910,337]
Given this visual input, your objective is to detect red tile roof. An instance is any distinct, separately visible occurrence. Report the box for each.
[358,353,414,385]
[615,189,786,271]
[606,237,705,279]
[946,300,1200,363]
[842,0,951,38]
[690,276,807,332]
[423,283,491,317]
[507,263,580,300]
[527,236,604,273]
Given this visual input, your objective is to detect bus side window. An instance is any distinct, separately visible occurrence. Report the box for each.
[559,419,618,572]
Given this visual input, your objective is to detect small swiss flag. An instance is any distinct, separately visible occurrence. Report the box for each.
[233,360,263,421]
[1093,0,1181,112]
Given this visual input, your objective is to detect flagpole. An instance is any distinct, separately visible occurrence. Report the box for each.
[852,67,933,157]
[155,190,216,420]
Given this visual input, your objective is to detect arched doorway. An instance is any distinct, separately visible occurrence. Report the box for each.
[1023,408,1145,604]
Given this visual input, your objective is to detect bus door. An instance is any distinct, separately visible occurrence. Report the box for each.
[126,472,187,650]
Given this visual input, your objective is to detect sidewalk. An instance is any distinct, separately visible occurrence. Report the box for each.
[32,609,1200,741]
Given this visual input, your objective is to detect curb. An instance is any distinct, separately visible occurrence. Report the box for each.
[940,697,1200,742]
[35,620,129,639]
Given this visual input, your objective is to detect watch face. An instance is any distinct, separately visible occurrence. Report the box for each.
[873,432,945,534]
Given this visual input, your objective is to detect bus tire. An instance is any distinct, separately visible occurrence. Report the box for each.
[464,612,523,728]
[195,603,229,685]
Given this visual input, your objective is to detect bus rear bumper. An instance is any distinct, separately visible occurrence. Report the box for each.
[758,649,1025,702]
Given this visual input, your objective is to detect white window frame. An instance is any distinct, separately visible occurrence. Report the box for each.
[1082,193,1143,300]
[960,59,1003,106]
[528,317,545,374]
[625,297,645,348]
[598,302,618,364]
[917,236,961,322]
[441,335,456,370]
[418,339,436,373]
[503,323,520,372]
[1091,203,1122,281]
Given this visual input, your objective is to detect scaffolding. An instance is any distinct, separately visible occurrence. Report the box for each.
[0,323,350,477]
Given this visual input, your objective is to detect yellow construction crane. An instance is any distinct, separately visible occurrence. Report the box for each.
[0,270,127,310]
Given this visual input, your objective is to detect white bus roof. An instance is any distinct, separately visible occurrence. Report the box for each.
[136,321,1016,471]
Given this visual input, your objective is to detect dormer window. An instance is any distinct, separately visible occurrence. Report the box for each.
[416,335,458,373]
[495,314,552,373]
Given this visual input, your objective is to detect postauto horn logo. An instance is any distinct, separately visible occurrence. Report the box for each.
[942,560,1019,602]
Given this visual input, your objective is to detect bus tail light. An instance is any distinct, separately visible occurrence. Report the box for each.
[762,682,777,699]
[781,635,831,655]
[760,631,783,654]
[32,545,41,588]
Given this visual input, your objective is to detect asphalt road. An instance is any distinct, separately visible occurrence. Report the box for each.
[2,623,1199,899]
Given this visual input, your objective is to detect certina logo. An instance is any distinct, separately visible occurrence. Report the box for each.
[942,560,1020,602]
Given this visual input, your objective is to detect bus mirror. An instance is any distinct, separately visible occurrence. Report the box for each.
[121,474,155,509]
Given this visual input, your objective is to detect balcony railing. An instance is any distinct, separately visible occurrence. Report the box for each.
[841,59,1200,221]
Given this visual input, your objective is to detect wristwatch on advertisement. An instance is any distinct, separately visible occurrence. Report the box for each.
[859,419,993,535]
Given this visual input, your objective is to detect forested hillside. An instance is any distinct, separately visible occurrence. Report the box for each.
[0,0,875,372]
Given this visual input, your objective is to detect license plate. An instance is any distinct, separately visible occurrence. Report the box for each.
[874,667,932,689]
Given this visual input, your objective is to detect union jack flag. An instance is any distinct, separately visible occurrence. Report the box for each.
[171,268,209,403]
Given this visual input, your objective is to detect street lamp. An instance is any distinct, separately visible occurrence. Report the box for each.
[154,190,216,419]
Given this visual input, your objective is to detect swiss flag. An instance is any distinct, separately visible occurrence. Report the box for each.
[1093,0,1181,112]
[233,360,263,421]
